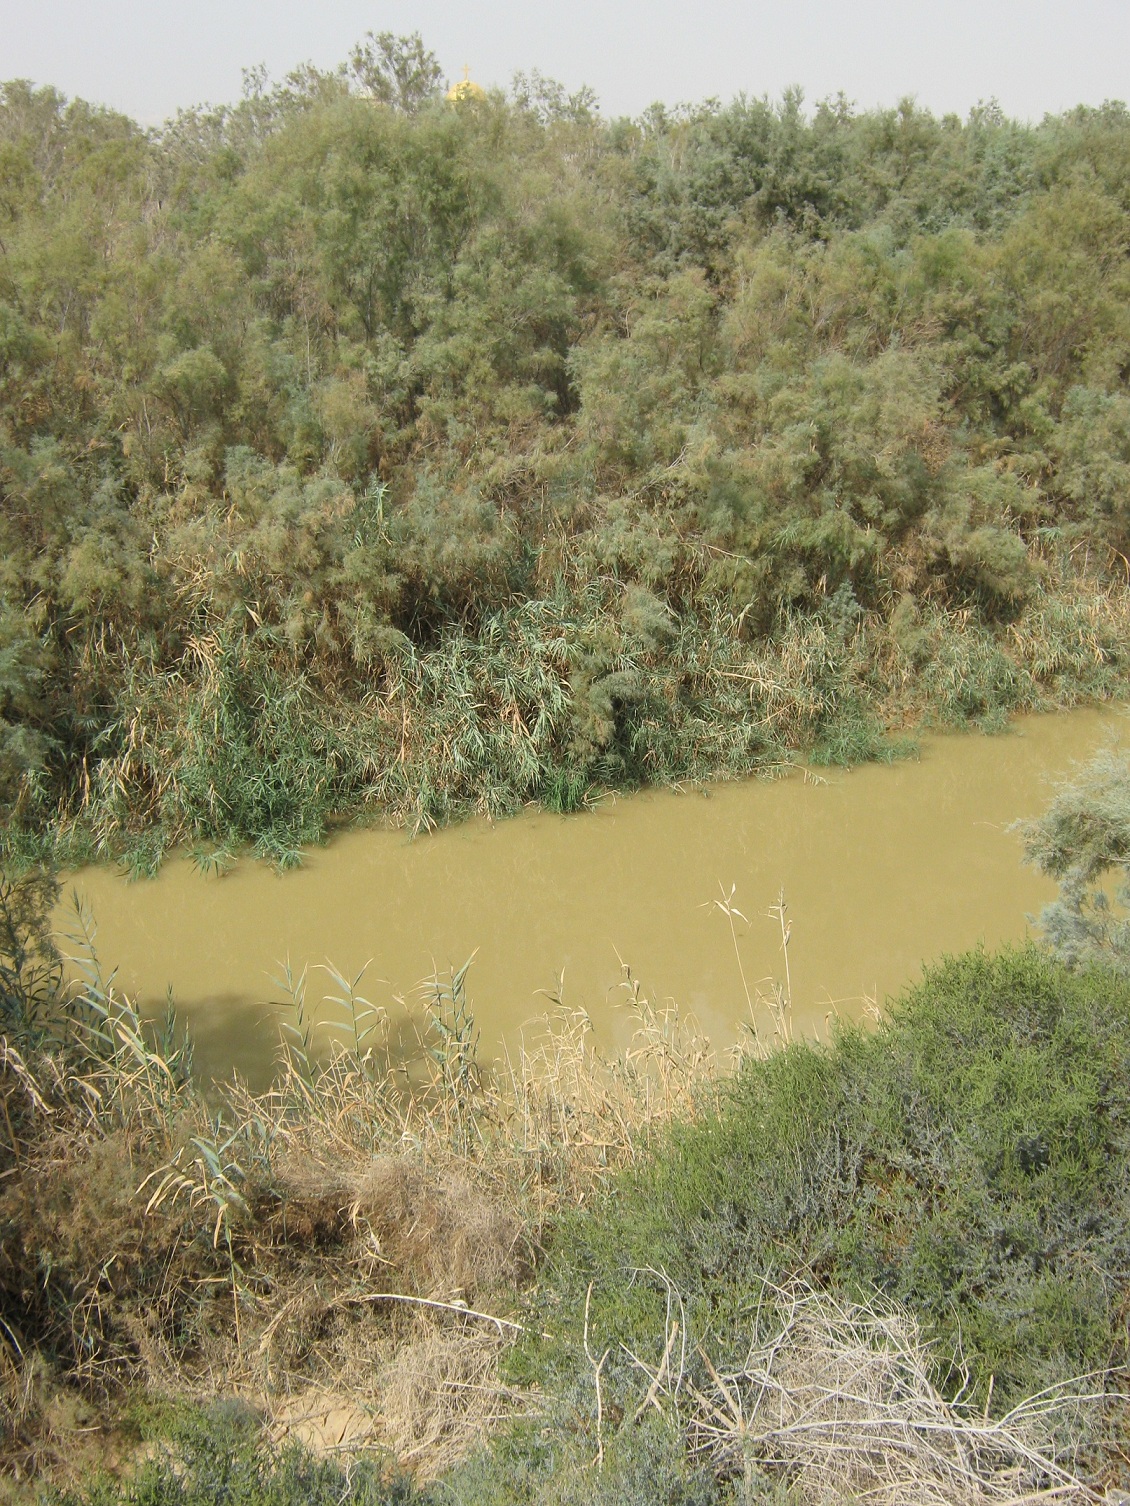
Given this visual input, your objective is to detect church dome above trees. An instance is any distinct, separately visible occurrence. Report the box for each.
[447,66,486,102]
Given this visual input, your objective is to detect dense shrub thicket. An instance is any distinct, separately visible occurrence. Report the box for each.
[4,41,1130,862]
[549,947,1130,1410]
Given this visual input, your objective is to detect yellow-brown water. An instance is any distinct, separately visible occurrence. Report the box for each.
[58,708,1127,1085]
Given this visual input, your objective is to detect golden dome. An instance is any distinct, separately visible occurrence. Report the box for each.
[447,65,486,103]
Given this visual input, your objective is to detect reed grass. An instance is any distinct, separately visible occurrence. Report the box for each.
[7,557,1128,876]
[0,919,732,1491]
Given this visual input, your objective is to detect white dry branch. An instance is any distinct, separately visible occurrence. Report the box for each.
[681,1282,1108,1506]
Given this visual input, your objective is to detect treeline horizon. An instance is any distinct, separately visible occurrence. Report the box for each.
[20,42,1125,148]
[3,34,1130,867]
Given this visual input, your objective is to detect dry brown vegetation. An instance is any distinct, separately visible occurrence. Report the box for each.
[682,1282,1104,1505]
[0,946,720,1488]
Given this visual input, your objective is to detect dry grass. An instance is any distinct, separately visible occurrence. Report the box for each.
[374,1325,518,1475]
[0,1353,40,1482]
[257,1300,529,1481]
[500,962,718,1208]
[203,966,718,1477]
[350,1155,527,1297]
[253,1145,529,1304]
[682,1282,1106,1505]
[0,947,724,1485]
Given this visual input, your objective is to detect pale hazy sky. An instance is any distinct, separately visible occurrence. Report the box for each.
[2,0,1127,126]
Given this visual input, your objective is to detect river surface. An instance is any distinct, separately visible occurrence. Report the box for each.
[57,707,1128,1086]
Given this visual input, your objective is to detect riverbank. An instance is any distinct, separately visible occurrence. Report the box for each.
[8,64,1130,1502]
[8,567,1130,884]
[1,933,1127,1504]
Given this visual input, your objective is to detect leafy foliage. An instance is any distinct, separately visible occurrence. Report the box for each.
[1019,745,1130,972]
[544,948,1130,1409]
[50,1402,418,1505]
[2,57,1130,859]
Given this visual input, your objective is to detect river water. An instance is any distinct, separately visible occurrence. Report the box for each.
[57,707,1127,1085]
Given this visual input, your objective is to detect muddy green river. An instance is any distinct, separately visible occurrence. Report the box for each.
[57,707,1127,1085]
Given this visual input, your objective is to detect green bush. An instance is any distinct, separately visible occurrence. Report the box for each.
[444,1414,727,1506]
[545,947,1130,1408]
[1018,746,1130,973]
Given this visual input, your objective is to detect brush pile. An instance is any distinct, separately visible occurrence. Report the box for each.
[686,1283,1105,1505]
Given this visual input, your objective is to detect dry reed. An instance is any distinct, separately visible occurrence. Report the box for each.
[0,950,724,1481]
[681,1281,1106,1505]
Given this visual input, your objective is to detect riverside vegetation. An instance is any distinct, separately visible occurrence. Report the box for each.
[6,29,1130,1505]
[2,748,1130,1502]
[3,37,1130,866]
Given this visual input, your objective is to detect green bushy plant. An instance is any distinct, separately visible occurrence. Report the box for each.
[1018,744,1130,973]
[48,1402,417,1506]
[543,947,1130,1409]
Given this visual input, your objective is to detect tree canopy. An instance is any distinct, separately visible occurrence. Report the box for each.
[2,43,1130,862]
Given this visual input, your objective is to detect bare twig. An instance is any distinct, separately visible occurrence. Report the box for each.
[583,1281,610,1468]
[331,1290,526,1337]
